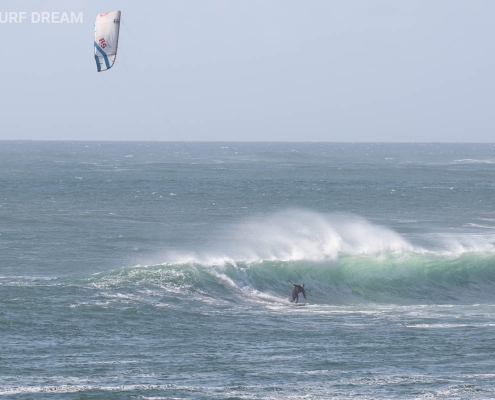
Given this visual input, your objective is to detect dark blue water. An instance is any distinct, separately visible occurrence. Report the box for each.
[1,142,495,398]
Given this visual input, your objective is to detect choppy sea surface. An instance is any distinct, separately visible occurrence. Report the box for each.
[1,141,495,399]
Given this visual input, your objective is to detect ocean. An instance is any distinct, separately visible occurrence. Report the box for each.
[1,141,495,399]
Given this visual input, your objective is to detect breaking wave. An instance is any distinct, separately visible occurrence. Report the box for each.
[81,210,495,306]
[6,211,494,307]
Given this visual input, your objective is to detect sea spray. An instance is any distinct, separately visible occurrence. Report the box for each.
[162,210,417,266]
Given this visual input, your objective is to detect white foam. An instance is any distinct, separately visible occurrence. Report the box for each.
[0,384,171,396]
[163,210,416,266]
[435,234,495,255]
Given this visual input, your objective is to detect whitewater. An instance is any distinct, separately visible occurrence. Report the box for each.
[1,141,495,399]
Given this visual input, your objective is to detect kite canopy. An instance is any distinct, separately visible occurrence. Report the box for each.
[94,10,121,72]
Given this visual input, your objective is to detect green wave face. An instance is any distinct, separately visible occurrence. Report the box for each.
[87,251,495,306]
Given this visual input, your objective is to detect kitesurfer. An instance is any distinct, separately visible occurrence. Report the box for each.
[290,282,306,303]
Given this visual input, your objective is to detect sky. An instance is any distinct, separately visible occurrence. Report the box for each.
[1,0,494,142]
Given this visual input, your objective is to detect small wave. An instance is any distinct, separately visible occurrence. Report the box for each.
[465,223,495,230]
[454,159,494,164]
[0,384,173,396]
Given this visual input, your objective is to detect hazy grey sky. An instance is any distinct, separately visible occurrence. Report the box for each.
[1,0,494,141]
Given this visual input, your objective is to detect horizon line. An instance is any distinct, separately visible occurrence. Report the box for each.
[1,140,494,145]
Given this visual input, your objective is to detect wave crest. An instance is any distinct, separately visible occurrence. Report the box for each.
[166,210,416,266]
